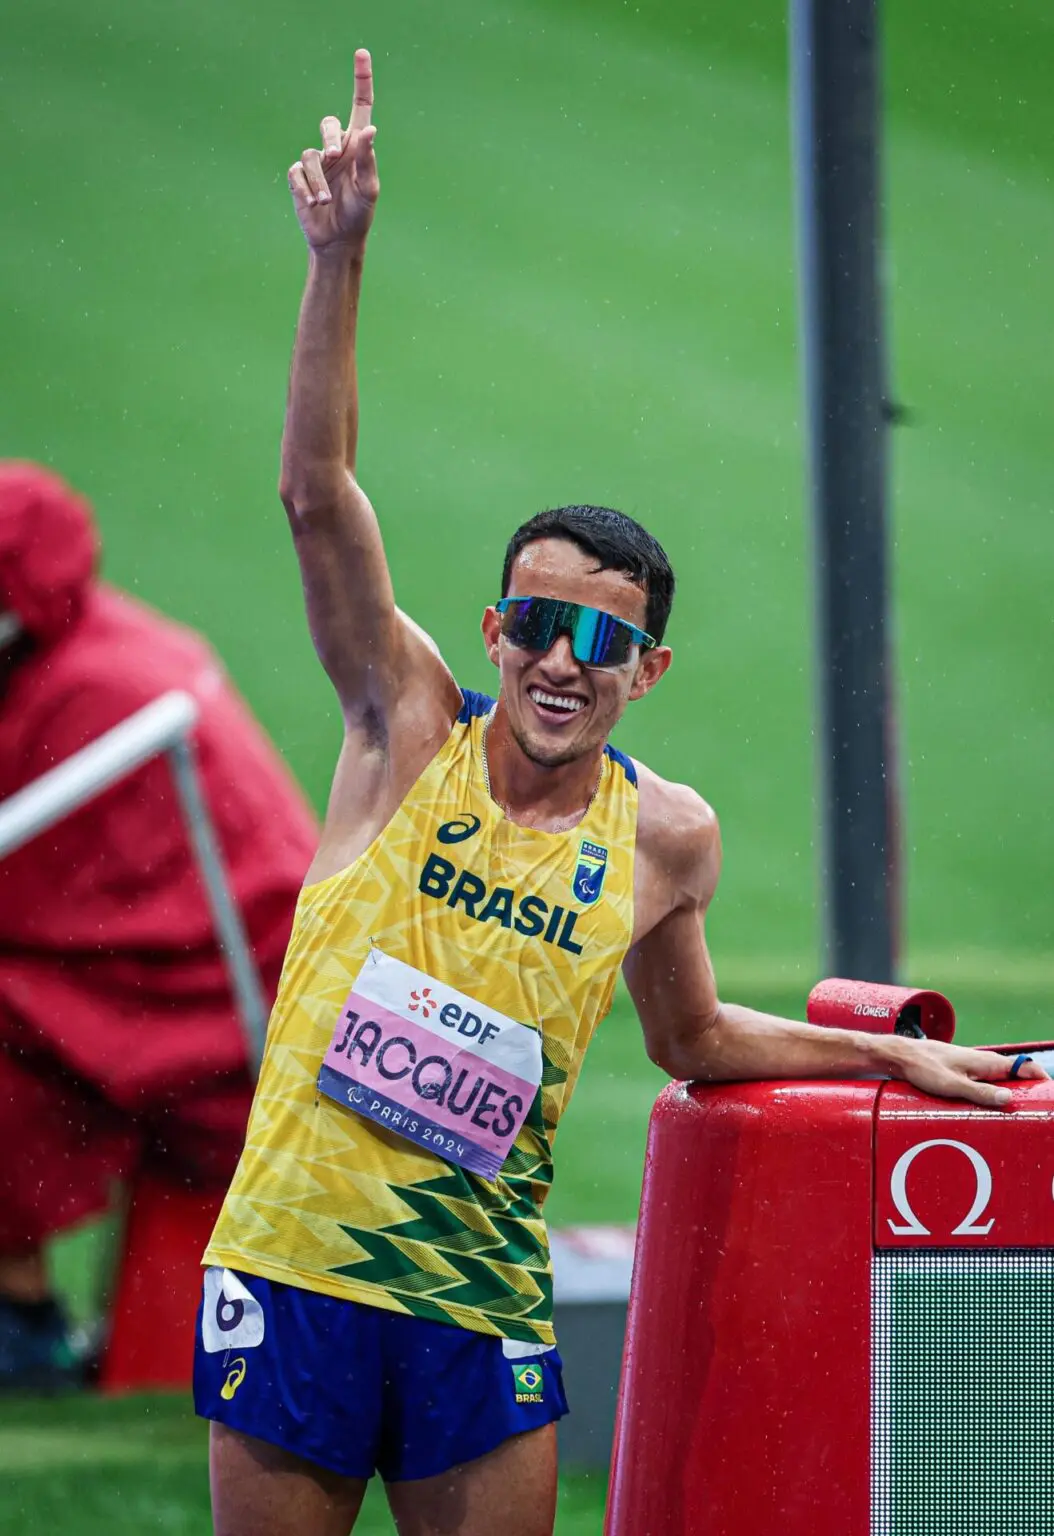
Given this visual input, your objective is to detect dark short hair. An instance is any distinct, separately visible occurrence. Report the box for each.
[501,505,675,643]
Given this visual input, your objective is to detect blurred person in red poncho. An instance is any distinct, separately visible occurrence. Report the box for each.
[0,463,318,1388]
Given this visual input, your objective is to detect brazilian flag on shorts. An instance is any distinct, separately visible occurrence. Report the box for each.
[512,1361,544,1403]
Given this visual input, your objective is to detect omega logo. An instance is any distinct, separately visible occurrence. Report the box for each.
[887,1139,995,1237]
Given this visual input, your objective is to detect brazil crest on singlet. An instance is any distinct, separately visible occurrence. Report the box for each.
[204,690,638,1344]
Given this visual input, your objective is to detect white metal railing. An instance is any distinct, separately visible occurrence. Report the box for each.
[0,690,269,1070]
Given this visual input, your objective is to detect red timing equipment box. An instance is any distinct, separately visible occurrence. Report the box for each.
[605,1047,1054,1535]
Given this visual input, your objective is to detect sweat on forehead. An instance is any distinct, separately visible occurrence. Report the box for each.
[505,540,649,622]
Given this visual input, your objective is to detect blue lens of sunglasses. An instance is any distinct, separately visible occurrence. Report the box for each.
[495,598,655,668]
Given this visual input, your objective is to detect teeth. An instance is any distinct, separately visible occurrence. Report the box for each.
[530,688,584,713]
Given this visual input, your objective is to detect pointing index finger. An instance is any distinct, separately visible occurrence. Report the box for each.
[350,47,374,133]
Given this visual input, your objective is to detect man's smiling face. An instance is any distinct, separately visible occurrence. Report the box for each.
[481,537,670,768]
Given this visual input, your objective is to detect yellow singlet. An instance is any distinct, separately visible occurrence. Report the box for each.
[205,689,638,1344]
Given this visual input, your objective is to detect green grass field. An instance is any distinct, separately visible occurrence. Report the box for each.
[0,1394,607,1536]
[2,0,1052,1528]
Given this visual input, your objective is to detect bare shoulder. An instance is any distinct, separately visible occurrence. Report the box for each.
[395,607,450,668]
[340,608,464,767]
[633,758,721,907]
[309,610,462,884]
[634,758,720,852]
[382,608,463,737]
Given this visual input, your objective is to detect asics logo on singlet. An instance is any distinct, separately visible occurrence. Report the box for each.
[418,854,584,955]
[436,814,482,844]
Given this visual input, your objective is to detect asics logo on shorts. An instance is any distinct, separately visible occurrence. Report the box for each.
[220,1357,248,1399]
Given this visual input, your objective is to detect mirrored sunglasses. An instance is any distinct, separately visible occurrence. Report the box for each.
[495,596,656,669]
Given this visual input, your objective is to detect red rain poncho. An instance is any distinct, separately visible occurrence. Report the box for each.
[0,464,318,1247]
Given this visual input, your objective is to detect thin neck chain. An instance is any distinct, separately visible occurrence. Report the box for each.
[480,706,601,818]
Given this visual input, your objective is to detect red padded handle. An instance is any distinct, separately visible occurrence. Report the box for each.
[806,978,955,1043]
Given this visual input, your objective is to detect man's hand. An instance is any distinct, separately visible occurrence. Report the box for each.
[288,48,379,252]
[894,1037,1047,1109]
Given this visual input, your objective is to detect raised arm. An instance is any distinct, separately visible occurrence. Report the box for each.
[279,50,451,731]
[625,784,1047,1109]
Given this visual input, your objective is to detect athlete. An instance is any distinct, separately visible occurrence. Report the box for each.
[195,49,1045,1536]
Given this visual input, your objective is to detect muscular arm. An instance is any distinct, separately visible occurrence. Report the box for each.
[279,246,400,719]
[624,786,1046,1109]
[280,52,455,732]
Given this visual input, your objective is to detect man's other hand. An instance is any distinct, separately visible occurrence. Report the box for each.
[897,1038,1047,1109]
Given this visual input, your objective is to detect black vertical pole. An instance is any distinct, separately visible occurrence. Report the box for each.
[789,0,899,980]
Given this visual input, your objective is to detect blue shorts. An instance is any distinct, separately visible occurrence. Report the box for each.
[193,1267,568,1482]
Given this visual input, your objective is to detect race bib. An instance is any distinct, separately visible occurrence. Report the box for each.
[317,948,543,1182]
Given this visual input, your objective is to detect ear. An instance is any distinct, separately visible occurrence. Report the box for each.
[481,606,502,670]
[627,645,672,701]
